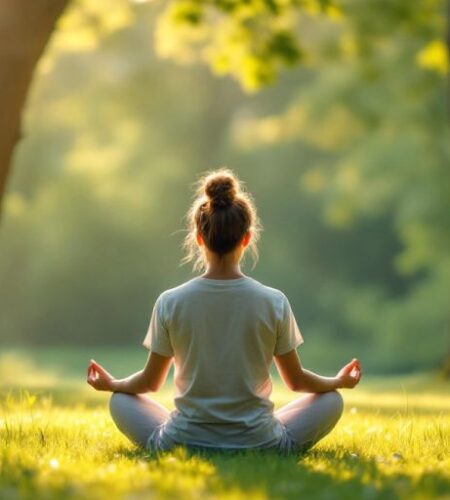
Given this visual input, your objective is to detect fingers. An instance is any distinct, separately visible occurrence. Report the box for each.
[342,359,359,375]
[90,359,111,378]
[350,366,362,383]
[347,358,361,373]
[87,360,103,377]
[87,364,97,378]
[339,358,363,388]
[87,359,113,391]
[346,361,362,387]
[87,366,96,385]
[351,358,361,368]
[87,362,101,386]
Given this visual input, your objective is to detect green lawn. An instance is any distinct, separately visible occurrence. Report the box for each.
[0,348,449,499]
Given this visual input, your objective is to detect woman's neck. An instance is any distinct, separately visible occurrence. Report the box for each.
[201,262,245,280]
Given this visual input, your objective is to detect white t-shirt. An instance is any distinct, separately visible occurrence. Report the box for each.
[143,275,304,449]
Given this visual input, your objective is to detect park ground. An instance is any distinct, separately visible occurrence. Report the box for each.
[0,347,449,499]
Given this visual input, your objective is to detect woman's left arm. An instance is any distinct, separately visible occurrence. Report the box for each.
[87,352,173,394]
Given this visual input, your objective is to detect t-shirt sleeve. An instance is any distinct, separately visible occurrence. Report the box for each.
[142,294,174,357]
[274,293,304,356]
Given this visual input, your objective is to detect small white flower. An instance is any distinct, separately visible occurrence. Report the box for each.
[349,407,358,414]
[49,458,59,469]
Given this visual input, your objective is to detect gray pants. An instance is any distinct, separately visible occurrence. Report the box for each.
[109,390,344,454]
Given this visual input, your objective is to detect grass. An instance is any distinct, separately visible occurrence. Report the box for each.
[0,348,449,499]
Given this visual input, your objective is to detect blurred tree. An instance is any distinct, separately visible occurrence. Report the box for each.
[0,0,68,204]
[0,0,338,213]
[0,0,447,374]
[230,0,449,373]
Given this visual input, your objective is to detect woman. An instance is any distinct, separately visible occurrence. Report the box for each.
[87,167,362,454]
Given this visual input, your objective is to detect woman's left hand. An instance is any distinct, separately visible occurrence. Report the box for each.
[336,358,362,389]
[87,359,116,392]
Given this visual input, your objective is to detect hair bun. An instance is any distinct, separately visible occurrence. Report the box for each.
[205,173,237,209]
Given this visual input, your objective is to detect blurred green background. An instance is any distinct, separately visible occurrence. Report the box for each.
[0,0,448,376]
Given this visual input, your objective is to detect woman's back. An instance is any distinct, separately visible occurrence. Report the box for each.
[143,275,303,449]
[88,168,358,455]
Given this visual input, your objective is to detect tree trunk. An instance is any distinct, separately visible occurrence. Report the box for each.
[0,0,68,212]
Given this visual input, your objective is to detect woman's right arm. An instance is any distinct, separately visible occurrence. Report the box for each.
[87,352,173,394]
[274,349,361,393]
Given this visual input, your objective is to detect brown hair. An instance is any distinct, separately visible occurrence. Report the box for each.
[180,167,262,272]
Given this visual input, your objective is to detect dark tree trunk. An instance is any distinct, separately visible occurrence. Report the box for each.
[0,0,69,211]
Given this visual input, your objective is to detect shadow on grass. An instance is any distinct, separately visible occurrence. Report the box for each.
[107,444,449,500]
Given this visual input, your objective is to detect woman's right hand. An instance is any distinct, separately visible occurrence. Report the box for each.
[87,359,116,392]
[336,358,362,389]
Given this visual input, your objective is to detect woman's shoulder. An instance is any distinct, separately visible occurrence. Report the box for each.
[246,277,286,300]
[158,278,199,301]
[158,276,287,305]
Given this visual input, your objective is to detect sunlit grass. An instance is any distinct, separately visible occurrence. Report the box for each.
[0,349,449,499]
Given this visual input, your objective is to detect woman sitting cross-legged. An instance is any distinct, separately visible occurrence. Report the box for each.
[87,167,362,454]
